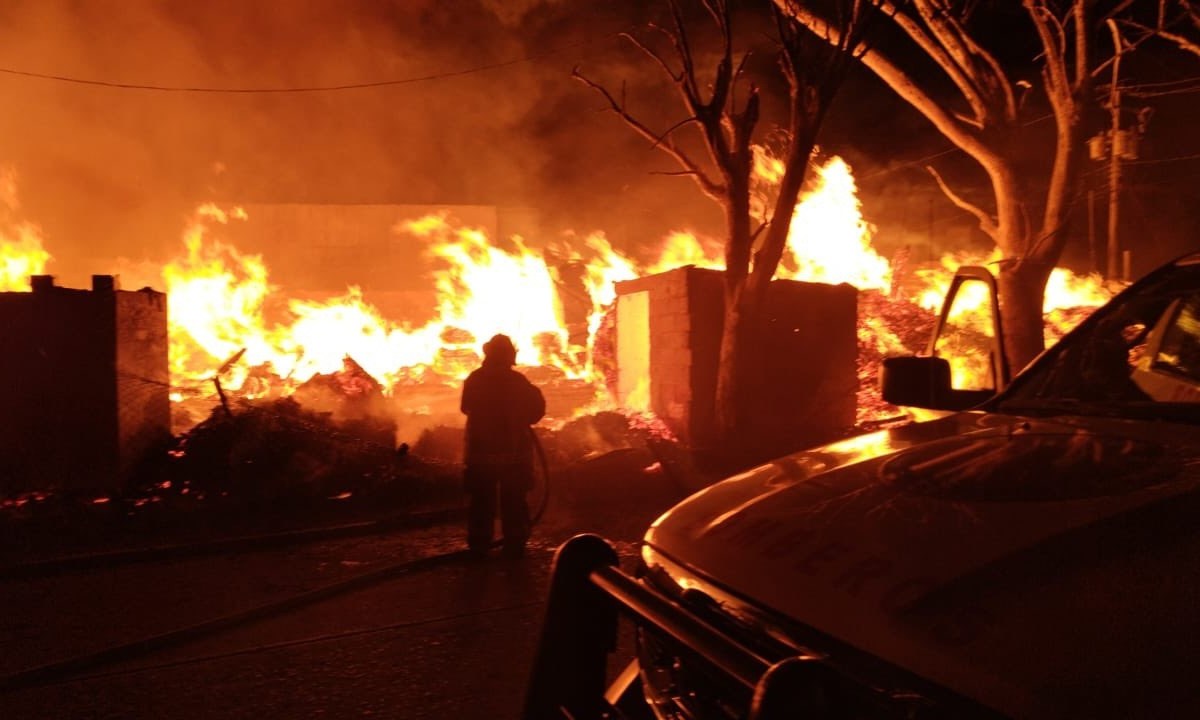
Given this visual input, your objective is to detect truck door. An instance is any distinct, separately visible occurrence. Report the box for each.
[880,266,1008,410]
[928,266,1011,392]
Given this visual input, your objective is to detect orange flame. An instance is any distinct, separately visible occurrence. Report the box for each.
[0,154,1120,429]
[410,214,573,374]
[777,157,891,291]
[0,168,51,291]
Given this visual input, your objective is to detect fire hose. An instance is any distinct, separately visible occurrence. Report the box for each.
[17,597,545,693]
[480,426,551,551]
[531,427,552,527]
[0,508,461,581]
[0,417,553,692]
[5,428,551,580]
[0,431,554,691]
[0,544,498,693]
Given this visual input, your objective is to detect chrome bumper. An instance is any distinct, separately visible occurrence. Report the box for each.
[523,534,864,720]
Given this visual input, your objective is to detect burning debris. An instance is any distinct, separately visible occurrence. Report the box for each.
[291,356,396,446]
[0,152,1123,509]
[164,395,399,505]
[856,289,938,423]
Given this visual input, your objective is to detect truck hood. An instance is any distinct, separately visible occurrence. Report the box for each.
[644,412,1200,718]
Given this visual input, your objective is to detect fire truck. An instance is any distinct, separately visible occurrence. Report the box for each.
[523,255,1200,719]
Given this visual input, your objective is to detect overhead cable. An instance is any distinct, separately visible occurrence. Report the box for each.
[0,34,614,93]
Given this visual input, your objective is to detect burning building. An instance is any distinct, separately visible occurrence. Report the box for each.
[0,150,1120,499]
[0,275,170,495]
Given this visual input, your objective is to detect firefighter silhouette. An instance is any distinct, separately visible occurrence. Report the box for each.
[461,334,546,557]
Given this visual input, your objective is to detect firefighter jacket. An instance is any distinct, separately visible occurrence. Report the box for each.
[461,360,546,466]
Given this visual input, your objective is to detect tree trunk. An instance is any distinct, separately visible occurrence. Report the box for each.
[714,180,754,443]
[997,259,1051,375]
[714,284,747,441]
[775,1,1094,382]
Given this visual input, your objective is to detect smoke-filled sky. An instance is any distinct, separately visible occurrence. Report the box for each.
[2,0,1197,286]
[0,2,687,273]
[0,0,940,280]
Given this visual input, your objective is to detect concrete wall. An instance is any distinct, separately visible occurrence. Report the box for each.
[0,276,170,495]
[115,288,172,482]
[615,267,857,455]
[616,268,694,440]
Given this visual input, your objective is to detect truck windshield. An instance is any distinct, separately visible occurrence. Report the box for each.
[997,261,1200,422]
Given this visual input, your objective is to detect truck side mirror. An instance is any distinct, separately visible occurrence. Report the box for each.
[880,356,995,411]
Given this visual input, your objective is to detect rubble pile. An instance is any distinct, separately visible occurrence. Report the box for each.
[856,289,937,423]
[538,411,655,466]
[162,396,401,504]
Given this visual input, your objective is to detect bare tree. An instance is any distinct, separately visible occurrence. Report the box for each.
[1121,1,1200,55]
[575,0,874,443]
[779,0,1098,373]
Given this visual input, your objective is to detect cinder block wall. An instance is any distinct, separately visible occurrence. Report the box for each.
[753,279,857,451]
[0,277,169,495]
[115,288,172,482]
[615,268,693,441]
[616,267,857,455]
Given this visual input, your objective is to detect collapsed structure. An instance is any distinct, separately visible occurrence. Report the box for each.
[0,275,170,495]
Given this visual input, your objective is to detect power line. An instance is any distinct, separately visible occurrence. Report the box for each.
[1123,81,1200,97]
[859,113,1055,181]
[1126,150,1200,164]
[858,147,959,180]
[1119,74,1200,90]
[0,35,614,94]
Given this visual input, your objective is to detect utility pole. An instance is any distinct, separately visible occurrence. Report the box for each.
[1087,190,1096,273]
[1106,19,1123,282]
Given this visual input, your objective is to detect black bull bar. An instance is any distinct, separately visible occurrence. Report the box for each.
[522,533,843,720]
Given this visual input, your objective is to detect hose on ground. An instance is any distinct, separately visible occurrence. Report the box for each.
[0,545,482,693]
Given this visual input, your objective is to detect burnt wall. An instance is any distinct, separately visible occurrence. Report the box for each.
[754,278,857,451]
[0,277,169,495]
[685,269,724,444]
[616,267,857,457]
[616,268,693,441]
[115,289,172,482]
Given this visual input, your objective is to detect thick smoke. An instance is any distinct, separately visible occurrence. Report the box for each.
[0,0,729,288]
[0,0,1007,297]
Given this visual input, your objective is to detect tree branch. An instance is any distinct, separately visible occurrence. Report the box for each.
[1148,25,1200,56]
[781,2,1003,168]
[938,1,1020,121]
[621,30,682,82]
[907,0,994,120]
[1027,2,1069,103]
[572,67,726,201]
[926,164,998,238]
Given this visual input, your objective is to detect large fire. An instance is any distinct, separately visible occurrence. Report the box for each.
[0,169,51,292]
[0,156,1116,429]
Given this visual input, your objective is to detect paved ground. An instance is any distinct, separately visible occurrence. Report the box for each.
[0,462,682,720]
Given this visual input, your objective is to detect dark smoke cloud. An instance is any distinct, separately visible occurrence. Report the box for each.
[0,0,736,287]
[1,0,1013,292]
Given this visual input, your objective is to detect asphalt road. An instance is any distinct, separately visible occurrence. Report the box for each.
[0,504,656,720]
